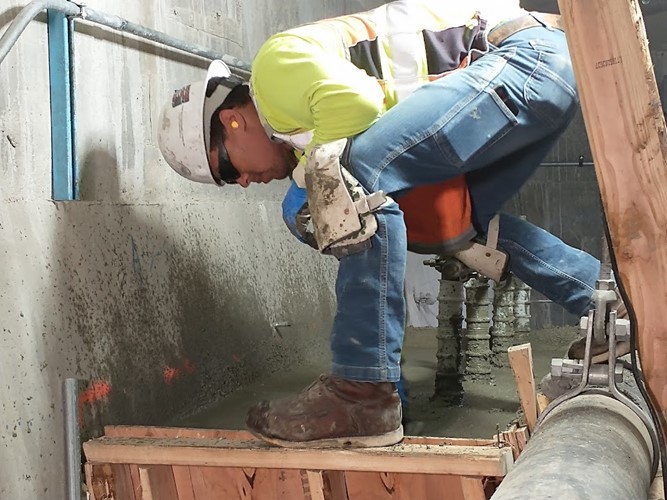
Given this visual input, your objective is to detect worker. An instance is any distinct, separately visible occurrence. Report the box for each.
[158,0,620,448]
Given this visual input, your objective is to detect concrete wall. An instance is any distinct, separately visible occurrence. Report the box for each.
[2,0,665,496]
[0,0,386,498]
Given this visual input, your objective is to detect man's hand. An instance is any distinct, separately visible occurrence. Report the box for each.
[281,180,318,248]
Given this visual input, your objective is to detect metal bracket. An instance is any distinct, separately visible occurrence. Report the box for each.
[66,0,87,20]
[271,321,290,339]
[579,314,630,342]
[552,358,624,385]
[538,307,661,478]
[592,279,617,344]
[424,256,475,282]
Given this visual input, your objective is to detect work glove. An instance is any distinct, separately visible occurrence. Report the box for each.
[281,180,318,249]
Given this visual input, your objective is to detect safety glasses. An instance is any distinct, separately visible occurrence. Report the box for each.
[214,143,240,185]
[206,75,245,185]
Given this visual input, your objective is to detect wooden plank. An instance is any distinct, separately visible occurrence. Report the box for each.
[460,476,487,500]
[504,430,519,461]
[323,471,349,500]
[536,393,550,415]
[558,0,667,441]
[403,436,495,447]
[514,427,529,455]
[188,466,252,500]
[483,477,501,499]
[507,344,538,432]
[104,425,252,440]
[138,467,153,500]
[138,466,178,500]
[306,470,326,500]
[111,464,138,500]
[180,466,307,500]
[84,436,513,477]
[85,463,114,500]
[345,472,466,499]
[172,466,196,500]
[104,426,495,448]
[84,463,94,499]
[254,469,308,499]
[130,465,142,499]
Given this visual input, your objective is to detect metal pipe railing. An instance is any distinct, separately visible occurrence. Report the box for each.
[0,0,251,78]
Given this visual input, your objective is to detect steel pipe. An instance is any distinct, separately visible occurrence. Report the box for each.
[0,0,251,77]
[492,394,654,500]
[64,378,81,500]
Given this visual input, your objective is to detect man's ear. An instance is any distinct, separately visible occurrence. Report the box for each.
[219,109,246,131]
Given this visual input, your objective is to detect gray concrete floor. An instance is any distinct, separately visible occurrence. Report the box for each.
[175,326,579,439]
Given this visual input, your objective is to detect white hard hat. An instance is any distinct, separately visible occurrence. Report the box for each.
[158,60,243,185]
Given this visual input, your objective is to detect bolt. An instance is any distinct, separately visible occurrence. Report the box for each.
[596,279,616,291]
[271,322,290,339]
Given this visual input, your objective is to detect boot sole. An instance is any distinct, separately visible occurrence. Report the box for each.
[590,341,631,364]
[250,425,404,449]
[567,341,632,364]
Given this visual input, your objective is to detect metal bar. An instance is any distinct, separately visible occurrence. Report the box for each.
[64,378,81,500]
[68,16,78,197]
[48,9,75,200]
[0,0,251,78]
[0,0,61,64]
[78,6,251,77]
[540,162,594,167]
[491,394,654,500]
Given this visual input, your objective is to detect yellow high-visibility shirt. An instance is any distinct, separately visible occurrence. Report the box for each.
[250,0,525,147]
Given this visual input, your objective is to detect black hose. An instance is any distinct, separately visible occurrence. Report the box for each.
[602,213,667,495]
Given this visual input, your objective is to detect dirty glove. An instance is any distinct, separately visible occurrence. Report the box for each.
[281,180,317,249]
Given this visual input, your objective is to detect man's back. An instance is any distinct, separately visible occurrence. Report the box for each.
[251,0,526,142]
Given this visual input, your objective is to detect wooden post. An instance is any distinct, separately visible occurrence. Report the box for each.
[507,344,538,432]
[558,0,667,441]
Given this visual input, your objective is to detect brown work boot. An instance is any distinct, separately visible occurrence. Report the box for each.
[246,374,403,448]
[567,337,631,364]
[567,295,630,363]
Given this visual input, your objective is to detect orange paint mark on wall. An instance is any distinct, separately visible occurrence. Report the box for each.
[78,380,112,426]
[163,366,179,384]
[163,357,197,385]
[80,380,111,404]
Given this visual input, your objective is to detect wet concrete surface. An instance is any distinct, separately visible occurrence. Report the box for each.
[174,326,579,439]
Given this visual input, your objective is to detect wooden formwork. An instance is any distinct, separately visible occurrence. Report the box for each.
[83,426,522,500]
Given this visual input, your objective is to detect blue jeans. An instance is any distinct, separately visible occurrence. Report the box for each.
[331,23,601,383]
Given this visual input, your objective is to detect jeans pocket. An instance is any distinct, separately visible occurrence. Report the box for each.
[524,40,578,129]
[435,86,519,168]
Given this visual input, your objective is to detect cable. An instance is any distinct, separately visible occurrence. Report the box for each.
[602,213,667,495]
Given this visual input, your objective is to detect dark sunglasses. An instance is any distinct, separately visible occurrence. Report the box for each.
[206,75,245,185]
[214,142,240,185]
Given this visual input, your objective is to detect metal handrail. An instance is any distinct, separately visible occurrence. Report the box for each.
[0,0,251,78]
